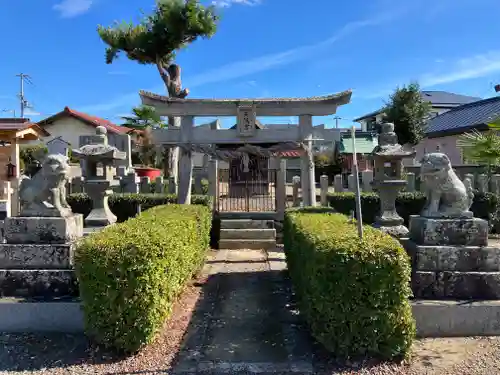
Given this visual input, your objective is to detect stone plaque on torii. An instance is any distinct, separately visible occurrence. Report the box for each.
[138,90,353,207]
[237,104,257,137]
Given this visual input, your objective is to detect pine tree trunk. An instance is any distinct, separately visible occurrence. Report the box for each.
[156,61,187,194]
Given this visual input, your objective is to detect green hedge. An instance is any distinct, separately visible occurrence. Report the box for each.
[284,210,415,360]
[67,193,212,222]
[75,204,212,353]
[327,192,499,228]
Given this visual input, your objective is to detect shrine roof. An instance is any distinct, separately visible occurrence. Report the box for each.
[139,90,353,117]
[0,118,50,140]
[338,131,378,154]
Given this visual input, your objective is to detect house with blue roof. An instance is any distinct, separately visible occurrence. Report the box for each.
[414,96,500,165]
[354,91,482,132]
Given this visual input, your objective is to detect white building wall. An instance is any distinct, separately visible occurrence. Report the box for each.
[29,118,100,148]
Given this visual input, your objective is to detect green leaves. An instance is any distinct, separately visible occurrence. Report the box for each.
[97,0,219,66]
[382,81,431,146]
[458,130,500,167]
[75,204,212,353]
[283,211,415,360]
[67,193,212,222]
[121,105,164,130]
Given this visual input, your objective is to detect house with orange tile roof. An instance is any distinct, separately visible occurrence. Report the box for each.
[35,107,135,148]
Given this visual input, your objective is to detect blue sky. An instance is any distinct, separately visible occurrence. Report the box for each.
[1,0,500,128]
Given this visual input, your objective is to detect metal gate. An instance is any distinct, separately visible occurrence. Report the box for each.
[217,155,276,212]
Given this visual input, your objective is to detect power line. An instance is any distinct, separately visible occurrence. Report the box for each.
[0,109,16,117]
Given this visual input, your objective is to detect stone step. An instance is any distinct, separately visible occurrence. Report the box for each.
[413,271,500,300]
[0,244,74,269]
[220,228,276,240]
[219,239,276,250]
[220,219,274,230]
[0,270,78,298]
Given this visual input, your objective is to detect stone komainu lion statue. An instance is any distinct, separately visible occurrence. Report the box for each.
[420,152,474,218]
[19,154,72,217]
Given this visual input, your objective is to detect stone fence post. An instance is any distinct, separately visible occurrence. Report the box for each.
[491,174,500,195]
[361,170,373,192]
[292,176,300,207]
[348,174,356,192]
[477,174,488,193]
[168,176,177,195]
[155,176,165,193]
[320,175,328,206]
[406,172,415,192]
[140,177,150,194]
[276,159,287,220]
[333,174,343,193]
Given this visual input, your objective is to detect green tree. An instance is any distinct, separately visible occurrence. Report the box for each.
[97,0,219,178]
[382,82,431,145]
[121,105,166,168]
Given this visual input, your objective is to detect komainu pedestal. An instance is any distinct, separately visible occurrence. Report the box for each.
[0,154,82,298]
[405,152,500,300]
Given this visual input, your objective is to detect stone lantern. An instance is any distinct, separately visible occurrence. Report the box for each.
[72,126,126,227]
[371,122,415,238]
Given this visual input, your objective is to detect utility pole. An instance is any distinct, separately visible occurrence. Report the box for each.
[333,116,341,128]
[15,73,33,118]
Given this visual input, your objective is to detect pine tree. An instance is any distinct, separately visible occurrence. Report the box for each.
[97,0,219,179]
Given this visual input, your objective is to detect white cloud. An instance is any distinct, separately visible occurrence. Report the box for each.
[79,3,410,114]
[53,0,93,18]
[212,0,261,8]
[356,51,500,100]
[420,51,500,87]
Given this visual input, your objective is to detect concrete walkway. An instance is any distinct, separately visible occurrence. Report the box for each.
[172,248,315,374]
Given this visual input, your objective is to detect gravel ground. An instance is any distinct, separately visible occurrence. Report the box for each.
[0,280,204,374]
[330,337,500,375]
[1,247,500,374]
[1,333,500,374]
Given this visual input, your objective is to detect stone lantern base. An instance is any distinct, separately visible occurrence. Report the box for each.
[373,222,409,239]
[84,180,117,227]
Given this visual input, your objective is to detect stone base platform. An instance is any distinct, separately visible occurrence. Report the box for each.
[413,271,500,299]
[412,299,500,337]
[0,244,74,269]
[406,242,500,272]
[0,297,83,333]
[0,270,78,298]
[4,214,84,244]
[409,216,488,246]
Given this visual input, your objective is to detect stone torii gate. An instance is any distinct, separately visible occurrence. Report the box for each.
[139,90,352,209]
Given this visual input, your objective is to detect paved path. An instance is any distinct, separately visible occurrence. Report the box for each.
[172,248,315,374]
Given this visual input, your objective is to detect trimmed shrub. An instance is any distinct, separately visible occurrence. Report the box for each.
[327,191,499,228]
[67,193,212,222]
[284,210,415,360]
[75,204,212,353]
